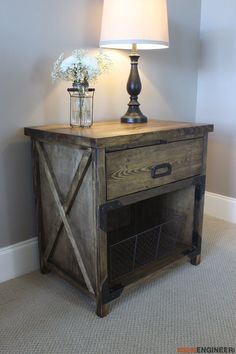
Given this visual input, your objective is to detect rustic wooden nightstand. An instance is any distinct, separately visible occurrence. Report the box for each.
[25,120,213,317]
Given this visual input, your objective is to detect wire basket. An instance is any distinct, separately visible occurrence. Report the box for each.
[109,213,185,281]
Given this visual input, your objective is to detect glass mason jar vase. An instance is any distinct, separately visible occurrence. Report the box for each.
[67,86,95,128]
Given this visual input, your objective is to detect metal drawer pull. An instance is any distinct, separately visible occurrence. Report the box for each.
[151,163,172,179]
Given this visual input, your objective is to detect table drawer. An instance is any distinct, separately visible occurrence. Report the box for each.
[106,138,204,200]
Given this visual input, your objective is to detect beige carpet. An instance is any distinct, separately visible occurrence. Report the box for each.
[0,216,235,354]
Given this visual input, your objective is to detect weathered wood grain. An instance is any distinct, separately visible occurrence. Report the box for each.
[43,150,92,262]
[190,176,206,266]
[151,185,195,245]
[32,140,50,274]
[201,133,209,175]
[36,141,95,295]
[24,120,214,149]
[104,175,202,208]
[48,262,95,299]
[25,120,213,317]
[106,138,204,200]
[36,141,98,291]
[94,148,110,317]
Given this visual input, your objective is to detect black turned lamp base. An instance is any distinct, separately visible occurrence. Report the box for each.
[121,52,148,124]
[121,116,147,124]
[121,111,147,124]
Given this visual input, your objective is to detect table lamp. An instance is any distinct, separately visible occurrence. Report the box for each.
[100,0,169,124]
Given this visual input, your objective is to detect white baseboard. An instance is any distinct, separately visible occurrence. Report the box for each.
[204,192,236,224]
[0,238,39,283]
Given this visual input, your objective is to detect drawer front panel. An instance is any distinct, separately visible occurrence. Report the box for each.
[106,138,204,200]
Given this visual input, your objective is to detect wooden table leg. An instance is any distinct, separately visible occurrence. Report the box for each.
[191,254,201,266]
[96,299,110,318]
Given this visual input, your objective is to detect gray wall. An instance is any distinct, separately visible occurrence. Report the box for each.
[196,0,236,198]
[0,0,201,248]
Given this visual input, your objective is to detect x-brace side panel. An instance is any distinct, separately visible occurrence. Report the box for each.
[36,141,95,295]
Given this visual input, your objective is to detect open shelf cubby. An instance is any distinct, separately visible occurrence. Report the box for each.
[107,185,196,288]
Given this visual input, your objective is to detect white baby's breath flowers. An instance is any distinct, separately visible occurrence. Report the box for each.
[60,56,78,73]
[51,49,112,87]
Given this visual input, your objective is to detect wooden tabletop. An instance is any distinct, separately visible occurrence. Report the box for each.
[24,120,214,149]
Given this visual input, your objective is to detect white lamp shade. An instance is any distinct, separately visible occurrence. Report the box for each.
[100,0,169,50]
